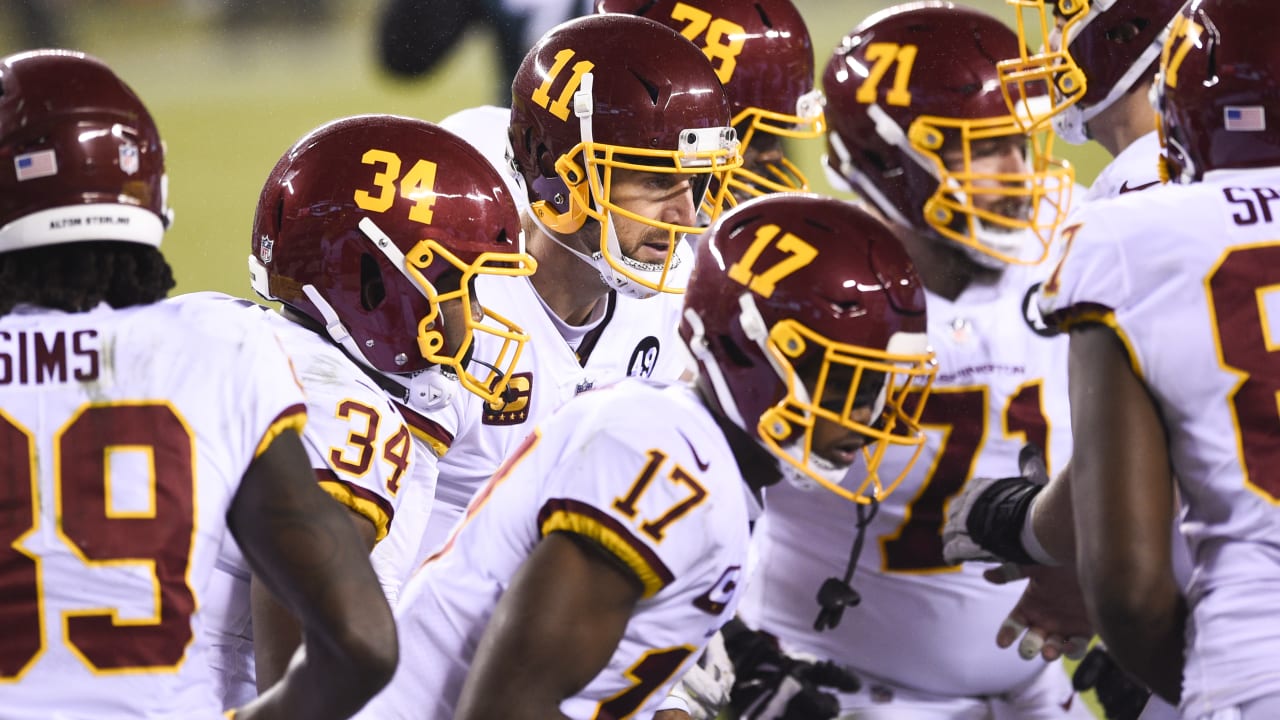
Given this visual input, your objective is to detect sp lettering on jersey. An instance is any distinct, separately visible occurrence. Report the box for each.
[693,565,742,616]
[627,336,661,377]
[482,371,532,426]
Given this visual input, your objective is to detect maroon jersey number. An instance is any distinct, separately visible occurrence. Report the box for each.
[880,383,1048,572]
[0,403,196,678]
[593,645,694,720]
[1207,243,1280,501]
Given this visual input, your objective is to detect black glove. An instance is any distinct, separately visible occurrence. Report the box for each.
[1072,646,1152,720]
[723,618,860,720]
[942,443,1049,566]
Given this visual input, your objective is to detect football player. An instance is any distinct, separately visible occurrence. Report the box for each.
[595,0,826,214]
[0,50,395,719]
[353,191,938,720]
[410,13,742,566]
[588,4,834,714]
[998,0,1183,200]
[944,3,1188,716]
[732,3,1091,718]
[198,114,536,706]
[1025,2,1280,714]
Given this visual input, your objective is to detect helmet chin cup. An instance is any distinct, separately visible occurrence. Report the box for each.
[595,251,663,299]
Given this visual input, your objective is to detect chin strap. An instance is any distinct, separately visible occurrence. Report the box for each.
[527,205,664,299]
[813,497,880,632]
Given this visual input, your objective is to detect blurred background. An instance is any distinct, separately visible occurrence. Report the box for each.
[3,0,1112,298]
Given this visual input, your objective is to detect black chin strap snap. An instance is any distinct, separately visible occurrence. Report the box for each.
[813,496,879,632]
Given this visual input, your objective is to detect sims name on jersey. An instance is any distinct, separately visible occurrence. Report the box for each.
[0,330,100,385]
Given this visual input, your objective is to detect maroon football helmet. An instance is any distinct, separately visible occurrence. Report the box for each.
[0,50,170,253]
[250,115,537,402]
[999,0,1184,144]
[508,14,739,297]
[680,193,937,503]
[1157,0,1280,184]
[595,0,824,212]
[823,2,1073,267]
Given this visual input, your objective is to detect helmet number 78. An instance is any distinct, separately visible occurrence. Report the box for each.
[667,2,746,85]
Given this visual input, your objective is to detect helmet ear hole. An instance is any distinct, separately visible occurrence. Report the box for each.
[536,145,557,179]
[1105,18,1147,44]
[359,252,386,311]
[717,333,755,368]
[272,198,285,238]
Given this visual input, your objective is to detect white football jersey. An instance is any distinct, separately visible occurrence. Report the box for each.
[740,259,1079,701]
[419,268,690,558]
[356,380,758,720]
[185,293,431,708]
[0,298,305,719]
[374,368,459,607]
[1039,167,1280,716]
[1078,130,1164,204]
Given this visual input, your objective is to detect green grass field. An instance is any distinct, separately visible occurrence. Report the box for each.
[10,2,1108,715]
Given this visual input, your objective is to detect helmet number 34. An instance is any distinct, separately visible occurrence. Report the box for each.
[354,148,439,225]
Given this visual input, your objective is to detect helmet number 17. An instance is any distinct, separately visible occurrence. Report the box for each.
[727,223,818,298]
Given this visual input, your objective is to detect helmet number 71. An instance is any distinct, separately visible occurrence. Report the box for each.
[855,42,918,107]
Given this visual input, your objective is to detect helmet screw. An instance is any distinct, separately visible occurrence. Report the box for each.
[365,339,375,348]
[394,353,408,366]
[553,193,565,205]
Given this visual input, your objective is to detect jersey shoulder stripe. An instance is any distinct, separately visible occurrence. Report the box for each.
[254,404,307,457]
[317,468,395,542]
[538,497,675,598]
